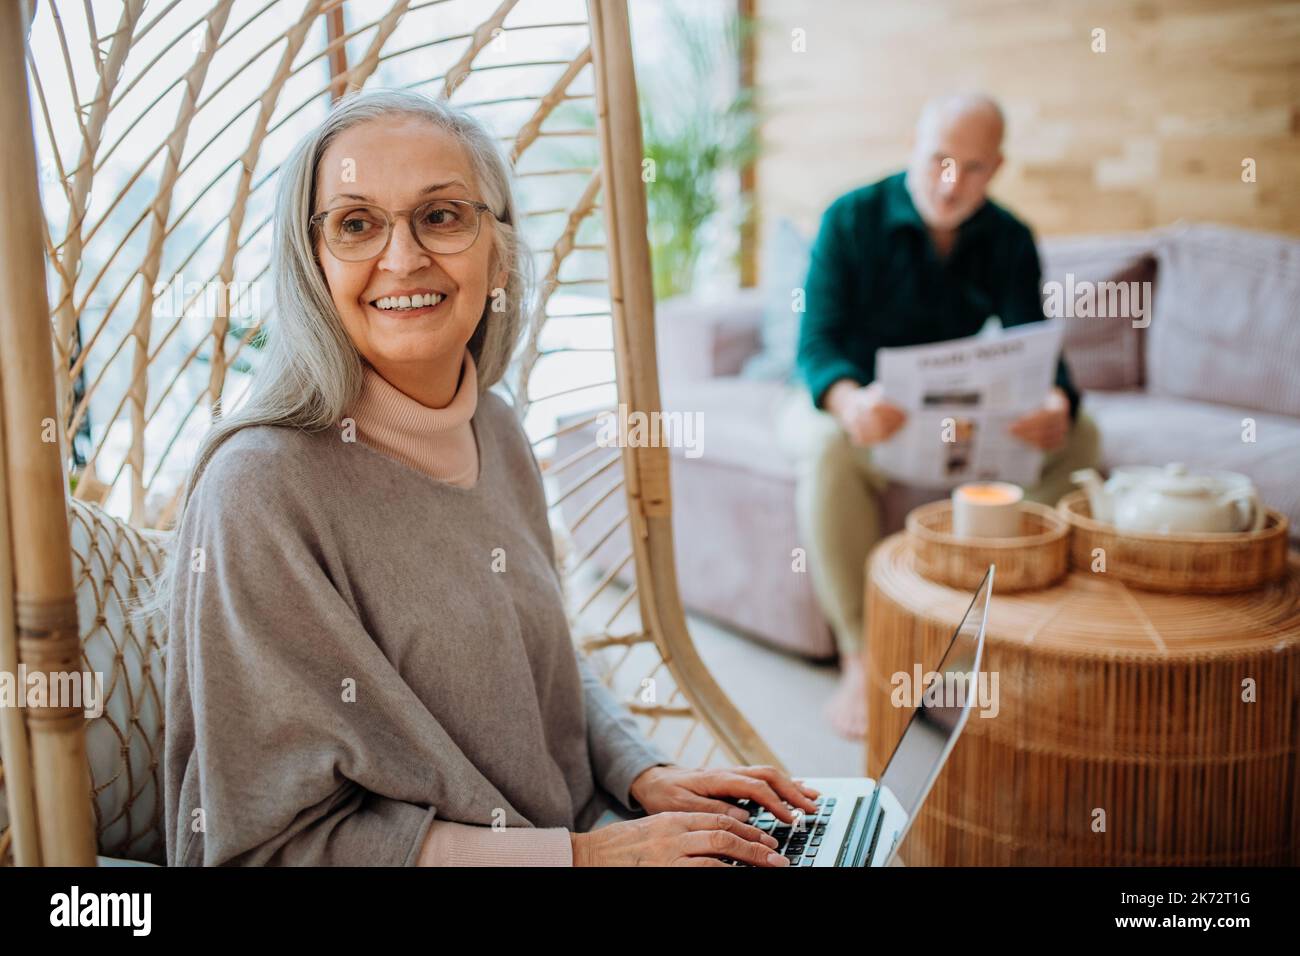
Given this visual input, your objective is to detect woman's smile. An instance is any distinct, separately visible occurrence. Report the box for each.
[366,288,450,319]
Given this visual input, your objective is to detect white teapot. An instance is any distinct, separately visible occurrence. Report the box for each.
[1071,463,1266,534]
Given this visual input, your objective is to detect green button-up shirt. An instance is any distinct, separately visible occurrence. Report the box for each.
[796,171,1080,418]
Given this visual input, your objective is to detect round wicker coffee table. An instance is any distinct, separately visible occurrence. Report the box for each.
[864,532,1300,866]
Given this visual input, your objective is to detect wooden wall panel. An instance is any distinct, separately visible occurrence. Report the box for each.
[754,0,1300,246]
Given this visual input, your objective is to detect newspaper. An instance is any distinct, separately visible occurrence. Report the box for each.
[871,322,1064,489]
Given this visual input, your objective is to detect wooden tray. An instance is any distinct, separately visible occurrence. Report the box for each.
[1056,489,1290,593]
[905,499,1069,593]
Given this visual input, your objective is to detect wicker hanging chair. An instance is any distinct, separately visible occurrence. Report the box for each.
[0,0,779,867]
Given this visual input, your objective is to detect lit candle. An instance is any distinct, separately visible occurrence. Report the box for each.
[952,482,1025,538]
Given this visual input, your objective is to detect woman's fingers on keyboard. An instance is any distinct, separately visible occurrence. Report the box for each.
[734,775,805,823]
[678,812,779,848]
[794,777,822,799]
[708,799,768,824]
[680,828,790,867]
[728,766,821,817]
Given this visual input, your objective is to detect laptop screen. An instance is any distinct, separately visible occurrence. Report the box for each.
[876,567,991,830]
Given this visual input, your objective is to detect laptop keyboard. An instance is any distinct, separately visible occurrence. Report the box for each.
[725,795,835,867]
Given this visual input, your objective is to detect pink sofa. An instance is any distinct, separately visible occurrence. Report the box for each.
[557,223,1300,659]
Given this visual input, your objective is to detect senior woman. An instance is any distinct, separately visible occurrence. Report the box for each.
[157,89,816,867]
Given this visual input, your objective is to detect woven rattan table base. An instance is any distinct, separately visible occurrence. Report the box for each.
[864,533,1300,866]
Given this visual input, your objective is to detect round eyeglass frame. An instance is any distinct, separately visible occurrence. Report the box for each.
[309,198,496,261]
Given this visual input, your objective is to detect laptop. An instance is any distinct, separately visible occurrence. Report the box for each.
[730,565,993,867]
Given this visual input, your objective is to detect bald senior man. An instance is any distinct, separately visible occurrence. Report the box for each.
[776,94,1100,739]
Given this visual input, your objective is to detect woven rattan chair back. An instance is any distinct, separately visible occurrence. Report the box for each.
[0,0,777,866]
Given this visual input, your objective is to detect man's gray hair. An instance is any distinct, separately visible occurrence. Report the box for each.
[916,92,1006,144]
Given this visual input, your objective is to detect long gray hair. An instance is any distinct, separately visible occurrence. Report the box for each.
[136,89,530,620]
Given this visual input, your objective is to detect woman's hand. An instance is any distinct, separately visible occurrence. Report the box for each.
[629,764,820,825]
[571,812,788,866]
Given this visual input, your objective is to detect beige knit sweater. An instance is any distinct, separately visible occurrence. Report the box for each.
[163,349,670,866]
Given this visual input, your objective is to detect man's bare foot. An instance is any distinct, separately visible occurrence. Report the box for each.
[824,655,868,740]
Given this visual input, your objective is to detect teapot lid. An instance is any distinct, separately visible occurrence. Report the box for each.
[1110,464,1165,481]
[1150,462,1216,496]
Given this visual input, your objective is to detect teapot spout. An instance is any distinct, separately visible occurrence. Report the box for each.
[1071,468,1112,522]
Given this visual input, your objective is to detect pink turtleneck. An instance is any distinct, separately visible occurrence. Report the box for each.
[347,348,480,488]
[345,347,574,866]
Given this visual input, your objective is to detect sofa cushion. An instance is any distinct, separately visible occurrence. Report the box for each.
[665,436,835,659]
[655,289,765,388]
[1148,223,1300,418]
[741,218,812,383]
[1084,390,1300,537]
[661,376,795,480]
[1038,233,1158,391]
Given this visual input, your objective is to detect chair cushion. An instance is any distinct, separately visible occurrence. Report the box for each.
[73,499,169,863]
[0,499,169,865]
[1147,223,1300,418]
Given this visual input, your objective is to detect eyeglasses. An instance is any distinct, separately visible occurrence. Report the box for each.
[309,198,496,261]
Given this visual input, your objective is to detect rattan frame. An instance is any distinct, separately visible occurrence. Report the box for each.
[0,0,778,867]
